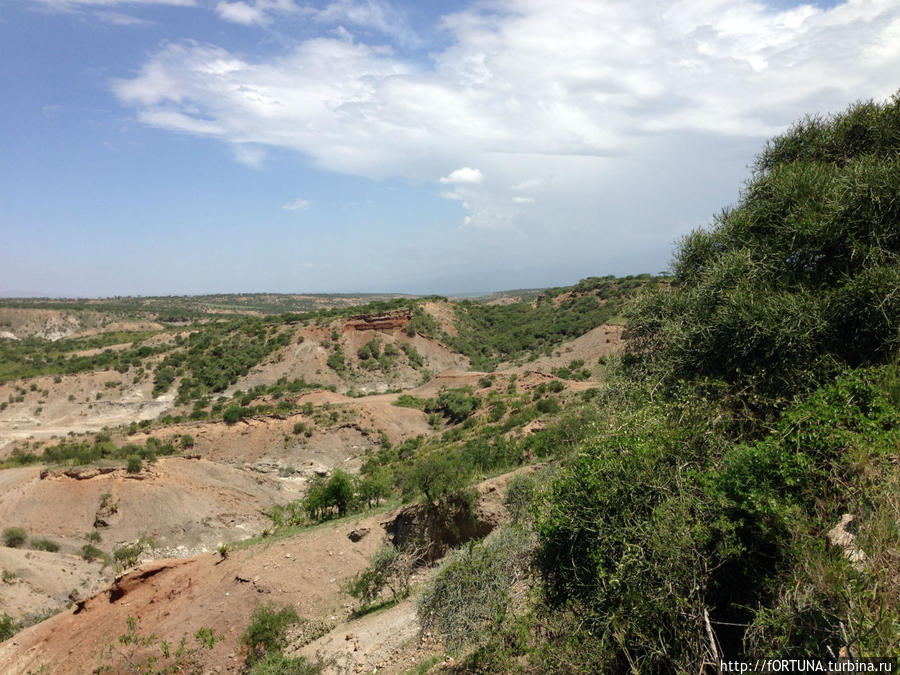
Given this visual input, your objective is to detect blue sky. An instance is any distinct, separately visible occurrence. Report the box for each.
[1,0,897,297]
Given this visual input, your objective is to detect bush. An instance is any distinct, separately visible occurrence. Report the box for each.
[358,468,391,508]
[302,470,359,520]
[246,652,324,675]
[418,526,535,652]
[0,614,15,642]
[345,544,421,609]
[30,538,59,552]
[627,95,900,403]
[2,527,26,548]
[223,406,251,424]
[113,536,152,570]
[402,453,471,505]
[434,388,480,424]
[241,602,300,666]
[504,472,539,526]
[326,350,345,372]
[126,455,142,473]
[536,397,560,414]
[180,434,195,449]
[81,544,104,562]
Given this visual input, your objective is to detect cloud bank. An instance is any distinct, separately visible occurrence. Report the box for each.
[111,0,900,234]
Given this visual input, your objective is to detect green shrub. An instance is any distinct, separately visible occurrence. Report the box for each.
[345,544,420,609]
[223,406,251,424]
[30,538,59,552]
[358,468,391,508]
[81,544,104,562]
[402,453,471,505]
[401,343,424,368]
[2,527,26,548]
[0,614,15,642]
[627,96,900,403]
[180,434,195,449]
[394,394,428,410]
[113,537,152,569]
[241,602,300,666]
[488,400,507,422]
[536,397,560,414]
[302,470,360,520]
[326,350,345,372]
[504,473,539,526]
[126,455,142,473]
[418,526,535,652]
[434,388,480,423]
[246,652,324,675]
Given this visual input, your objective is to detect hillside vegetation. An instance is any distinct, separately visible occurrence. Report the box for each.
[440,95,900,672]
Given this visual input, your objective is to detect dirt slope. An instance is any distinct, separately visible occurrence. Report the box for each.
[0,308,161,341]
[0,471,521,674]
[0,547,109,624]
[0,457,302,559]
[0,370,174,452]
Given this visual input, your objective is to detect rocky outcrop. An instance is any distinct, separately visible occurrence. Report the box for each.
[381,494,503,563]
[345,309,412,332]
[826,513,866,570]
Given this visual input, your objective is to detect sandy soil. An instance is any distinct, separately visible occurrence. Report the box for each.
[0,547,110,622]
[0,470,523,674]
[0,370,175,452]
[0,457,303,558]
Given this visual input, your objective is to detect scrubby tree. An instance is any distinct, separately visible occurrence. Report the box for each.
[627,95,900,402]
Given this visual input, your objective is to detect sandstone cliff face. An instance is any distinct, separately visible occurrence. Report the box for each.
[345,309,412,332]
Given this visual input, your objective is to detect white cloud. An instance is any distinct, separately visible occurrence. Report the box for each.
[215,1,267,25]
[214,0,297,25]
[439,167,483,185]
[232,144,267,167]
[112,0,900,232]
[283,198,310,210]
[311,0,420,46]
[35,0,195,10]
[512,196,534,204]
[94,10,151,24]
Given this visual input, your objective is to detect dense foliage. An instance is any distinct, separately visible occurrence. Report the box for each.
[0,331,166,382]
[627,96,900,400]
[433,96,900,673]
[447,281,649,370]
[525,97,900,670]
[152,320,293,400]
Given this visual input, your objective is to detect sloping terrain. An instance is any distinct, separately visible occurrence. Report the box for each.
[0,278,647,671]
[0,457,301,559]
[0,470,517,674]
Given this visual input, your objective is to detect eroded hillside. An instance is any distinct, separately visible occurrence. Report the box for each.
[0,279,654,673]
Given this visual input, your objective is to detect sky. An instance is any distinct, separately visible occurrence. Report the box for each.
[1,0,898,297]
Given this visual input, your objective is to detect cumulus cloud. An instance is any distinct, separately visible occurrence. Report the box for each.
[439,167,483,184]
[111,0,900,232]
[283,198,310,210]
